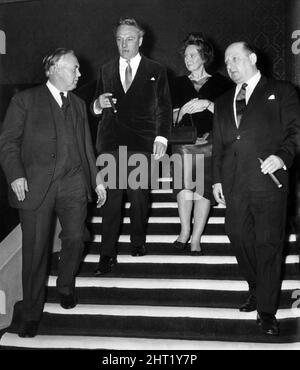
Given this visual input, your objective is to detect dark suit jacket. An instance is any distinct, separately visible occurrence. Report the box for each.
[0,84,97,210]
[92,55,172,154]
[212,76,300,195]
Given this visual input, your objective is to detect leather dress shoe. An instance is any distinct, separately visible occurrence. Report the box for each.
[239,294,257,312]
[257,312,279,336]
[94,255,117,276]
[60,293,77,309]
[131,245,147,257]
[18,320,40,338]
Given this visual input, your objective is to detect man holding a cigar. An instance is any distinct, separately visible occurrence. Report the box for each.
[212,42,300,336]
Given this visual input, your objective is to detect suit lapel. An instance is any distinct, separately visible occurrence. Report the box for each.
[43,85,58,132]
[225,89,237,129]
[239,76,268,127]
[124,56,146,95]
[108,58,125,98]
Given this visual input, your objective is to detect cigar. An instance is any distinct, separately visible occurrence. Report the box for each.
[258,157,283,188]
[108,95,117,113]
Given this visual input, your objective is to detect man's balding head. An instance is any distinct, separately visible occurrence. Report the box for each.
[225,42,258,84]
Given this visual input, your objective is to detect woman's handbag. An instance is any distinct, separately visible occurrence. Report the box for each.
[169,108,197,145]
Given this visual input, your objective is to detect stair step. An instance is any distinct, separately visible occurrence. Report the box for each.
[2,333,299,350]
[83,254,299,265]
[50,258,300,279]
[89,216,226,224]
[91,234,297,243]
[90,203,227,217]
[90,224,228,235]
[45,287,296,309]
[47,276,300,291]
[4,313,300,343]
[42,304,300,320]
[85,241,299,256]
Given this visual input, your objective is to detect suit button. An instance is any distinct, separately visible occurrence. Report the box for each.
[237,135,241,140]
[51,153,56,158]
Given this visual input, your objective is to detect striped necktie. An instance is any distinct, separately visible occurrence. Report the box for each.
[235,83,248,127]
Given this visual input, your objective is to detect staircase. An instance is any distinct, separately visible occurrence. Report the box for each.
[1,184,300,349]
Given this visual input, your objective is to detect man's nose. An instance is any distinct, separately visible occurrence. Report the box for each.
[226,62,233,71]
[122,39,127,48]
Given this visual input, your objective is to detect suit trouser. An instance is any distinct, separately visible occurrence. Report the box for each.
[101,188,149,257]
[19,171,87,321]
[225,190,287,315]
[99,150,151,257]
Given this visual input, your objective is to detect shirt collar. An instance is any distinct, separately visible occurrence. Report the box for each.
[119,53,141,68]
[46,80,68,97]
[237,70,261,92]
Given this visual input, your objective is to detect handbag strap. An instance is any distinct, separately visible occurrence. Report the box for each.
[173,105,195,128]
[173,107,182,128]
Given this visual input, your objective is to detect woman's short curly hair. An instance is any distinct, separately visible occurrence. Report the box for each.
[181,32,214,68]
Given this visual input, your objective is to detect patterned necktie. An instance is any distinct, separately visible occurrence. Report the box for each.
[235,83,248,127]
[60,92,69,113]
[124,60,132,92]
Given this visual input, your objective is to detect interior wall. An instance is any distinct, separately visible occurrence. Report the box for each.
[0,0,286,87]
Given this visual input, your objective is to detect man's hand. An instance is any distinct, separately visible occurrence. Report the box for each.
[212,183,226,205]
[11,177,28,201]
[260,155,285,175]
[153,141,167,160]
[96,93,117,110]
[95,184,107,208]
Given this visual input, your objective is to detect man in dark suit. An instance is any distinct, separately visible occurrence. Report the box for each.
[92,18,172,275]
[0,48,106,338]
[212,42,300,336]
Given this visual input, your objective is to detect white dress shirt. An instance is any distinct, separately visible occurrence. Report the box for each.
[233,71,261,126]
[119,53,141,87]
[46,80,67,107]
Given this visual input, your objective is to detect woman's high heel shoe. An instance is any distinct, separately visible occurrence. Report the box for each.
[190,242,203,256]
[173,239,189,250]
[190,250,203,256]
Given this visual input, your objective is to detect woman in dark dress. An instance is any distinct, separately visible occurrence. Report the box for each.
[171,33,232,255]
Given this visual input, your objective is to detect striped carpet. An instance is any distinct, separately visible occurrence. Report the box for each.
[1,188,300,350]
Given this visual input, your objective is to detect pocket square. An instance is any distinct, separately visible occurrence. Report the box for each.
[150,77,156,81]
[268,94,275,100]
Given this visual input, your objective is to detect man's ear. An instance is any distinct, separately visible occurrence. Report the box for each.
[48,64,56,76]
[249,52,257,65]
[139,36,143,47]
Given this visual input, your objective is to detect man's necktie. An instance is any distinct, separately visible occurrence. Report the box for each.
[124,60,132,92]
[235,83,248,127]
[60,92,69,114]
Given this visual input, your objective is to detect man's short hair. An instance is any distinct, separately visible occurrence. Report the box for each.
[241,41,257,55]
[43,48,74,76]
[114,17,145,37]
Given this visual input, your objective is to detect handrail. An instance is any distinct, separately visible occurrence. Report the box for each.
[0,224,22,330]
[0,218,61,331]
